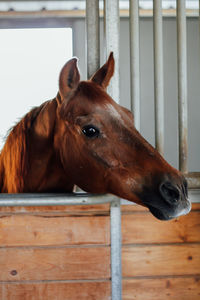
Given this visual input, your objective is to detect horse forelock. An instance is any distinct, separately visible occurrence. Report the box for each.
[59,80,114,121]
[75,81,111,104]
[0,102,47,192]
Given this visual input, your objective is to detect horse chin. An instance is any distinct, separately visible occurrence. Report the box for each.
[147,205,173,221]
[146,200,191,221]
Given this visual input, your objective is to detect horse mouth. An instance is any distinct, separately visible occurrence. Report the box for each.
[147,205,172,221]
[146,199,191,221]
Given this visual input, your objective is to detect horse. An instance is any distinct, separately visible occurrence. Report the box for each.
[0,52,190,220]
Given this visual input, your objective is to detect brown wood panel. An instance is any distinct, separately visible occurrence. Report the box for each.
[122,211,200,244]
[0,247,110,281]
[0,281,110,300]
[0,215,110,246]
[121,205,149,213]
[122,244,200,277]
[123,277,200,300]
[0,204,110,214]
[121,202,200,213]
[0,202,198,214]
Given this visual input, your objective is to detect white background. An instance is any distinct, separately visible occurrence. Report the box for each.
[0,28,72,149]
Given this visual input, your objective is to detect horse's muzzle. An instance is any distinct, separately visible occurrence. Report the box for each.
[141,177,191,221]
[147,199,191,220]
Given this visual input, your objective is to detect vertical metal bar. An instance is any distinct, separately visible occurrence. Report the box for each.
[129,0,141,131]
[177,0,188,173]
[199,0,200,58]
[86,0,100,79]
[153,0,164,155]
[110,200,122,300]
[104,0,120,103]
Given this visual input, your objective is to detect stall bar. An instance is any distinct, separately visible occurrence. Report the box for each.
[129,0,141,131]
[86,0,100,78]
[153,0,164,156]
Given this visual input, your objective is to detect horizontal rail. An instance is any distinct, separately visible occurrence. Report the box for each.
[0,9,199,19]
[0,193,118,207]
[186,173,200,190]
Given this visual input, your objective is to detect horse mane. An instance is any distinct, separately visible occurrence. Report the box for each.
[0,101,48,193]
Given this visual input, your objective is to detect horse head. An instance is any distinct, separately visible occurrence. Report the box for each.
[54,53,191,220]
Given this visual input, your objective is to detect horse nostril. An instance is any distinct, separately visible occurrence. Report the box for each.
[159,182,180,204]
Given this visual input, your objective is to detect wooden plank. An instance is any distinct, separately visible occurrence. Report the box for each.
[122,244,200,277]
[0,247,110,281]
[0,204,110,214]
[122,211,200,244]
[121,205,149,213]
[0,215,110,246]
[121,202,200,213]
[0,281,110,300]
[0,201,198,214]
[123,277,200,300]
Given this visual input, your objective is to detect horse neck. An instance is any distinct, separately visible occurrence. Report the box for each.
[23,98,73,193]
[0,154,3,192]
[0,99,73,193]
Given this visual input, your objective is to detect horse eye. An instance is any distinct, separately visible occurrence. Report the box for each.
[82,125,100,138]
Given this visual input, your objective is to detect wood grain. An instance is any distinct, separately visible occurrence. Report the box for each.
[122,244,200,277]
[122,211,200,244]
[0,204,110,214]
[0,281,111,300]
[0,247,110,281]
[123,277,200,300]
[121,202,200,213]
[0,201,199,214]
[0,215,110,246]
[0,277,199,300]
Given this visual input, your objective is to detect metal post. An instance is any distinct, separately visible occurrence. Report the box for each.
[104,0,120,103]
[199,0,200,60]
[177,0,188,173]
[129,0,140,131]
[153,0,164,155]
[86,0,100,78]
[110,199,122,300]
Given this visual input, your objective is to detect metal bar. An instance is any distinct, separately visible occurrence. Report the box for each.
[0,193,118,207]
[110,199,122,300]
[185,172,200,190]
[177,0,188,173]
[153,0,164,155]
[86,0,100,78]
[0,10,199,20]
[104,0,120,103]
[129,0,140,130]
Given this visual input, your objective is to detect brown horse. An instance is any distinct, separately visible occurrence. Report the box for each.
[0,53,190,220]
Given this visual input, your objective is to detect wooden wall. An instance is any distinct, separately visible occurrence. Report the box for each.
[0,202,199,299]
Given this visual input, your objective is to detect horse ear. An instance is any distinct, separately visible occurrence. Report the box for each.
[58,58,80,102]
[90,52,114,89]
